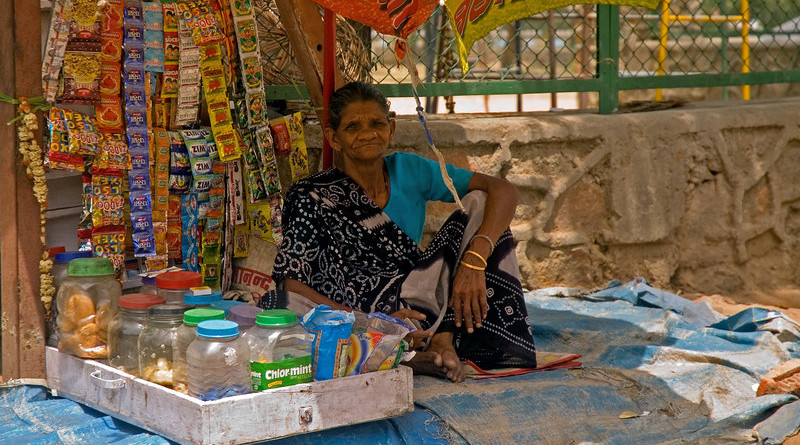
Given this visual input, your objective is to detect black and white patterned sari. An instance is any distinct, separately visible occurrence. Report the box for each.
[270,168,536,367]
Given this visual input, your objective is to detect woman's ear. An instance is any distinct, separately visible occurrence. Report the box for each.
[389,118,396,140]
[323,126,341,152]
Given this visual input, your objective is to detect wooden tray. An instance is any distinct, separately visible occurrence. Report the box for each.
[45,347,414,444]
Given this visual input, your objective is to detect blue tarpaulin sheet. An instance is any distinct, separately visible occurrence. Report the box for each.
[4,279,800,444]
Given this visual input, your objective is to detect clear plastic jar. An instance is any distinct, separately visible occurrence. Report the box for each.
[56,257,121,358]
[173,308,225,394]
[48,251,93,348]
[242,309,312,391]
[156,271,202,304]
[137,303,190,387]
[228,304,262,329]
[183,290,223,308]
[139,275,158,296]
[210,299,246,317]
[187,320,251,401]
[107,293,165,376]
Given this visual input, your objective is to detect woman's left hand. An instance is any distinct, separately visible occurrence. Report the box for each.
[450,265,488,333]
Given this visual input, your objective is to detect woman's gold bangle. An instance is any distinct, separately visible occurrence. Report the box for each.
[464,250,488,267]
[460,260,486,271]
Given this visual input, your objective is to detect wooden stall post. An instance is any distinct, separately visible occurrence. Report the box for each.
[0,0,47,380]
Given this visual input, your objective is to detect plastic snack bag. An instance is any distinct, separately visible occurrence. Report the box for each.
[300,305,355,381]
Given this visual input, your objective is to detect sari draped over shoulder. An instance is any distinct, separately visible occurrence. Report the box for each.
[271,168,536,368]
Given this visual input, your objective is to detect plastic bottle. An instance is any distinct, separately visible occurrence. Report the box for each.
[48,250,93,347]
[156,271,202,304]
[107,293,166,376]
[187,320,251,401]
[242,309,312,391]
[172,308,225,394]
[137,303,190,387]
[56,257,121,358]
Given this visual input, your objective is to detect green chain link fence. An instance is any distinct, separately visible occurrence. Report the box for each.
[258,1,800,114]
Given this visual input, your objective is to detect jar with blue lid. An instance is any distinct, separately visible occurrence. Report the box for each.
[183,290,223,308]
[187,320,251,400]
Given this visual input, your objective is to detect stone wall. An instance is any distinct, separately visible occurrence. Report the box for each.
[297,98,800,298]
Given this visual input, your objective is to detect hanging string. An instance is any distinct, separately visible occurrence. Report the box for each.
[399,38,465,212]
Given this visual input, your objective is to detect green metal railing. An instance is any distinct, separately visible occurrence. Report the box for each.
[259,2,800,114]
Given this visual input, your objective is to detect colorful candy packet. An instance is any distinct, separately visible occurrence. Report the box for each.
[181,128,214,193]
[168,131,192,193]
[285,112,309,181]
[61,50,103,104]
[43,0,73,102]
[167,194,183,260]
[65,110,102,157]
[176,0,225,46]
[152,129,171,223]
[143,1,164,72]
[92,226,126,276]
[79,173,94,250]
[254,126,281,196]
[233,224,248,258]
[228,159,246,225]
[96,132,130,171]
[247,199,272,242]
[239,129,267,202]
[47,108,84,172]
[269,194,283,244]
[68,0,103,50]
[269,116,291,156]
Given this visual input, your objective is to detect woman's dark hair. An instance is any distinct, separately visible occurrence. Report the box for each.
[328,81,390,130]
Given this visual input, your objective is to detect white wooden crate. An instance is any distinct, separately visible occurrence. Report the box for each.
[45,347,414,444]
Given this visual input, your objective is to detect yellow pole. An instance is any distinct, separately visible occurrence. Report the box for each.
[656,0,670,101]
[740,0,750,100]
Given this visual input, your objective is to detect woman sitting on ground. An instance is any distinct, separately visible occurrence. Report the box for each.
[265,81,536,382]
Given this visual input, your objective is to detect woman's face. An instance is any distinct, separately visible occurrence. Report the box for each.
[326,100,395,164]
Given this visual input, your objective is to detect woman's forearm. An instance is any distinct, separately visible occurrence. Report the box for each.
[283,278,354,312]
[467,173,519,257]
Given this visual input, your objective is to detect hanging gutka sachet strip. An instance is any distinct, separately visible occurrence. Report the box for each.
[124,0,156,257]
[143,1,165,72]
[200,43,241,161]
[174,17,202,126]
[43,0,73,103]
[161,1,180,98]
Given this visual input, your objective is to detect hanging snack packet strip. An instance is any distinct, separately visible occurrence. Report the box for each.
[269,194,283,245]
[152,129,171,223]
[229,0,265,128]
[181,192,200,272]
[161,2,180,98]
[124,0,156,258]
[181,128,213,194]
[43,0,73,103]
[61,0,103,104]
[174,18,202,127]
[97,0,124,132]
[254,126,281,196]
[200,44,241,162]
[167,194,182,260]
[168,130,192,193]
[143,1,164,72]
[78,173,94,251]
[285,112,309,181]
[239,129,267,202]
[47,108,84,172]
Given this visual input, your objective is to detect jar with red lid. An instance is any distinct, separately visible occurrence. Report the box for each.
[156,271,203,304]
[107,293,165,376]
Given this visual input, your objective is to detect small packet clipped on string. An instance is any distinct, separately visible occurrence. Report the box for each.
[269,116,291,156]
[168,131,192,193]
[96,132,130,171]
[269,194,284,244]
[62,50,102,104]
[286,112,309,181]
[167,194,182,260]
[47,108,84,172]
[181,192,199,271]
[91,167,125,228]
[65,110,102,157]
[247,200,272,242]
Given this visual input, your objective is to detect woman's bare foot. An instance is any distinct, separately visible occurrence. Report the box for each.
[407,332,464,382]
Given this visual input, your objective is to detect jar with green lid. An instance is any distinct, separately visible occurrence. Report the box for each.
[137,303,190,387]
[107,293,166,376]
[241,309,312,391]
[173,307,226,394]
[187,320,251,400]
[56,257,121,358]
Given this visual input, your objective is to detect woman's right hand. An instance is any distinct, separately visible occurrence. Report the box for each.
[390,308,432,345]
